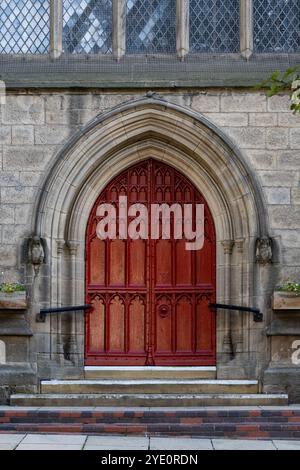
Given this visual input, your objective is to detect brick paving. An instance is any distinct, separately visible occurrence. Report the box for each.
[1,407,300,439]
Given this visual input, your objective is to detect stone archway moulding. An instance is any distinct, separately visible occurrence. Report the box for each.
[33,96,268,241]
[30,97,270,378]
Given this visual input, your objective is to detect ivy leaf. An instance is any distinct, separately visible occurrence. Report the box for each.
[283,67,298,81]
[270,70,280,81]
[255,67,300,116]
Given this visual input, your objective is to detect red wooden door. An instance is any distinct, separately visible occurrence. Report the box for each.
[85,159,216,365]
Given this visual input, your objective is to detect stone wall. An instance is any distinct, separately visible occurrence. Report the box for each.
[1,90,299,282]
[0,89,299,401]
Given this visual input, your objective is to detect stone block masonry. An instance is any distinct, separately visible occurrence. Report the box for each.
[0,88,298,280]
[0,89,300,402]
[1,91,299,275]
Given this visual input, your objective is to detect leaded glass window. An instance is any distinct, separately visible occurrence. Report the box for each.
[63,0,112,54]
[254,0,300,53]
[189,0,240,53]
[126,0,176,54]
[0,0,50,54]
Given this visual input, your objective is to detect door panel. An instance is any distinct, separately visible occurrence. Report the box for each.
[175,240,192,285]
[128,296,146,353]
[85,159,216,365]
[155,240,172,286]
[89,296,105,352]
[108,295,125,352]
[90,238,105,285]
[175,296,193,353]
[109,240,126,286]
[129,239,146,286]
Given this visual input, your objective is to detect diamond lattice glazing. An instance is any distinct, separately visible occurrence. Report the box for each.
[63,0,112,54]
[126,0,176,54]
[254,0,300,53]
[190,0,240,53]
[0,0,50,54]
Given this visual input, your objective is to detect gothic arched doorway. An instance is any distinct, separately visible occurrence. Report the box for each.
[85,159,216,366]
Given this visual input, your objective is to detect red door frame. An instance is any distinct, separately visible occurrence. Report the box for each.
[85,159,216,366]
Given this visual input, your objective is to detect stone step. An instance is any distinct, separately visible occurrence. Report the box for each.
[84,366,217,380]
[10,392,288,407]
[40,379,259,395]
[1,405,298,438]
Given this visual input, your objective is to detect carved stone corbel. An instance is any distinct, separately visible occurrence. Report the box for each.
[235,238,245,254]
[67,241,79,257]
[222,240,235,255]
[56,240,65,256]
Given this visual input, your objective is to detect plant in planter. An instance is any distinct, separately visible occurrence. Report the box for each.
[0,283,27,310]
[277,282,300,294]
[273,282,300,310]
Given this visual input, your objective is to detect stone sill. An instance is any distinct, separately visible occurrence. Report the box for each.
[0,53,299,89]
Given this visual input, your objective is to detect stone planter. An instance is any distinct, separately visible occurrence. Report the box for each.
[0,292,27,310]
[272,291,300,310]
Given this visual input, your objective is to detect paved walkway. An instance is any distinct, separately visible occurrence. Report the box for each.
[0,434,300,450]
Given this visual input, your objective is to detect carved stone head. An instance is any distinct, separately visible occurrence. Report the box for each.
[28,236,45,268]
[255,236,273,265]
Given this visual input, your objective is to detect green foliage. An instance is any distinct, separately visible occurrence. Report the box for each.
[276,282,300,294]
[256,67,300,114]
[0,282,26,294]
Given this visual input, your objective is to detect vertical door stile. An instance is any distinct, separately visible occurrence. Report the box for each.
[147,159,154,365]
[125,169,129,355]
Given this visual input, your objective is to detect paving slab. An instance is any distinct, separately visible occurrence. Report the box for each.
[212,439,276,450]
[150,437,213,450]
[0,434,25,445]
[16,444,84,451]
[21,434,86,445]
[85,436,149,449]
[0,444,18,450]
[85,445,149,450]
[273,440,300,450]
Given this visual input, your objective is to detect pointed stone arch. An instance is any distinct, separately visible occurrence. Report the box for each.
[33,97,267,240]
[31,97,270,379]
